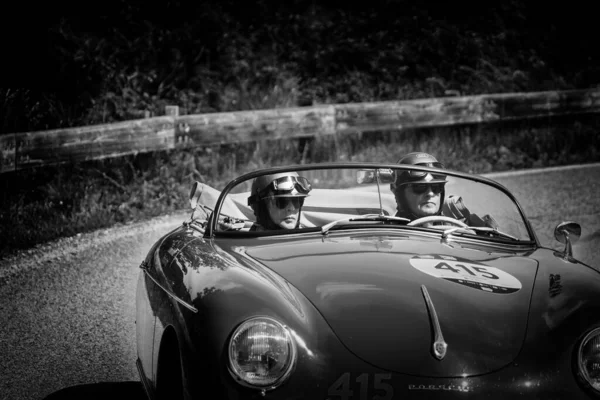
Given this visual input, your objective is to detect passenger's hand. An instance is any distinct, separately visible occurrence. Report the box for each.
[218,216,248,231]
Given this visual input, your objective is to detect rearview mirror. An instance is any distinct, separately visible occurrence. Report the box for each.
[356,169,395,185]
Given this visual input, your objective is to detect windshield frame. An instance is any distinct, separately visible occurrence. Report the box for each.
[204,162,538,245]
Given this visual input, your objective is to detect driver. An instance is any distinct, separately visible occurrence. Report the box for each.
[391,152,498,228]
[391,152,448,221]
[247,172,312,231]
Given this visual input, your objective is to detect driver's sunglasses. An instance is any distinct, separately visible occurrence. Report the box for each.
[267,196,305,209]
[409,183,444,195]
[271,176,312,194]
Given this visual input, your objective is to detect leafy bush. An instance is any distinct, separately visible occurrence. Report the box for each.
[3,0,598,133]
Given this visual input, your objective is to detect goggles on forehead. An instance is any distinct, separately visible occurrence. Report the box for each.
[404,162,444,178]
[395,162,446,184]
[270,176,312,193]
[248,175,312,206]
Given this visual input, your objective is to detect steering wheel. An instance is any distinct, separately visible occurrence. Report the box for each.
[407,215,468,228]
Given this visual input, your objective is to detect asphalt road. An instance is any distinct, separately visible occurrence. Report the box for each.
[0,164,598,400]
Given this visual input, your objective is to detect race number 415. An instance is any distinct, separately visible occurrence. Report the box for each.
[327,373,393,400]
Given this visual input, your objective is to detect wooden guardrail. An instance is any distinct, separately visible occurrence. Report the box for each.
[2,88,600,174]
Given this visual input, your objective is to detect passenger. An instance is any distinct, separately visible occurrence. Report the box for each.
[391,152,498,228]
[247,172,312,231]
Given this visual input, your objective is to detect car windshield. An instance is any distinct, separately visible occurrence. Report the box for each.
[207,165,533,242]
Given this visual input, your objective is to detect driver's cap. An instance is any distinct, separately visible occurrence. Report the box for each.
[394,152,447,186]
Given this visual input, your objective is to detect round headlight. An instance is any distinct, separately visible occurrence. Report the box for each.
[578,328,600,391]
[228,316,297,389]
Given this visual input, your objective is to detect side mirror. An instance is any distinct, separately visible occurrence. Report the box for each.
[554,221,581,261]
[356,168,396,185]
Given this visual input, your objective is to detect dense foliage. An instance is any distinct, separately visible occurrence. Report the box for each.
[3,0,599,132]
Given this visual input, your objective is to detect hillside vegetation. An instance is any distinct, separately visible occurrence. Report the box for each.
[1,0,599,257]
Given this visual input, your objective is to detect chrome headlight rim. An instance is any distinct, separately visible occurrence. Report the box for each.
[227,315,297,391]
[577,327,600,394]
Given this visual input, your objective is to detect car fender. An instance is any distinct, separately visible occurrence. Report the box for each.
[144,225,348,397]
[515,247,600,371]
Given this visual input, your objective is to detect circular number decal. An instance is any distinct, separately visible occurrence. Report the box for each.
[410,255,521,294]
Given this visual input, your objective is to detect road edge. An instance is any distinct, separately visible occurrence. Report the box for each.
[0,209,189,285]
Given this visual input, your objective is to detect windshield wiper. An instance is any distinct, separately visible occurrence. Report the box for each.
[441,226,519,241]
[321,214,410,235]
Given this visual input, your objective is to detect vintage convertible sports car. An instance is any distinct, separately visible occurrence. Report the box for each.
[136,161,597,399]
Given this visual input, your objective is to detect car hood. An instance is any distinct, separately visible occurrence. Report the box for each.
[238,234,538,377]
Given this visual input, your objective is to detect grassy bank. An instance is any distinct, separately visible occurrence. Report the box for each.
[2,113,599,259]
